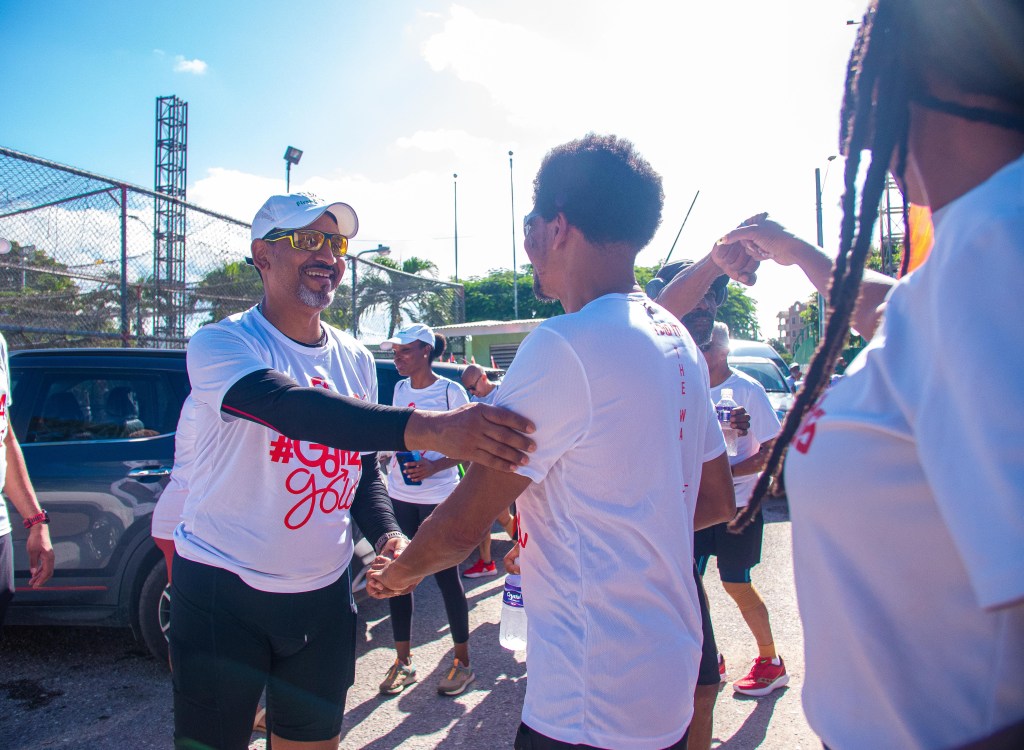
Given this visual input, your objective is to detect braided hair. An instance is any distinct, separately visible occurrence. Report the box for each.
[733,0,1024,530]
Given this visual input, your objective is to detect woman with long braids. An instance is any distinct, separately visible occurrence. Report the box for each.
[711,1,1024,747]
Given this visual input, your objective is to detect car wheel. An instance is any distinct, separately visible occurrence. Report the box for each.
[138,557,170,664]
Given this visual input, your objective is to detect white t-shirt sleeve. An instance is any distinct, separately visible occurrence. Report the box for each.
[447,380,471,409]
[493,328,591,484]
[186,324,270,418]
[916,218,1024,609]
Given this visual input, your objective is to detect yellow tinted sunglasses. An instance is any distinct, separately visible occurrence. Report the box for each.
[263,228,349,257]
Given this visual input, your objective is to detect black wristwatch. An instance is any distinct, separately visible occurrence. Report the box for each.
[23,510,50,529]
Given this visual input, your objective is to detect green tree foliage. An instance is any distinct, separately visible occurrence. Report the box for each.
[718,283,761,341]
[194,260,266,325]
[463,267,564,322]
[0,242,108,347]
[357,256,453,336]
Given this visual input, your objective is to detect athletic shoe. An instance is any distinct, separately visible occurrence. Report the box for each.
[379,659,417,695]
[733,657,789,697]
[437,659,476,696]
[718,653,726,681]
[462,559,498,578]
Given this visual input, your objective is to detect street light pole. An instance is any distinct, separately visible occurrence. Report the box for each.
[814,155,837,343]
[509,150,518,320]
[453,173,459,283]
[351,244,391,339]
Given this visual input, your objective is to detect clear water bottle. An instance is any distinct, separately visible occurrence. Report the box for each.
[716,388,739,457]
[499,574,527,650]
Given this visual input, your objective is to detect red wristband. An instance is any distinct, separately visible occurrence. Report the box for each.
[23,510,50,529]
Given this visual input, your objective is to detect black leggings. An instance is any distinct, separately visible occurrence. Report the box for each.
[389,498,470,644]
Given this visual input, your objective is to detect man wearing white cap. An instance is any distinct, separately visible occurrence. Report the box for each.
[170,193,535,750]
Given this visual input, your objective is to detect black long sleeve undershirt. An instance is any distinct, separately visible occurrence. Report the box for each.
[222,368,413,451]
[350,454,401,552]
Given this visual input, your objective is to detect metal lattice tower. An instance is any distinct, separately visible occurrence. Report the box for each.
[878,174,906,278]
[153,95,188,342]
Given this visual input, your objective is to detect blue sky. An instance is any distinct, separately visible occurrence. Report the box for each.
[1,0,868,336]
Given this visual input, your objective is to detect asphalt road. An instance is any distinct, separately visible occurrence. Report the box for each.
[0,499,819,749]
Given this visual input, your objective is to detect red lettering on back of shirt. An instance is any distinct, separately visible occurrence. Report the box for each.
[794,404,826,454]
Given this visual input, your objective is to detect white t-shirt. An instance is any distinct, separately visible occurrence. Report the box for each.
[711,370,781,508]
[151,395,197,541]
[786,154,1024,749]
[494,292,725,750]
[386,376,469,505]
[470,382,500,405]
[0,334,11,537]
[175,306,377,594]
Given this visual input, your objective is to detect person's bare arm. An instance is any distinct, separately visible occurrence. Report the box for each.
[730,438,777,478]
[720,218,896,340]
[694,451,737,531]
[367,465,531,597]
[4,428,54,587]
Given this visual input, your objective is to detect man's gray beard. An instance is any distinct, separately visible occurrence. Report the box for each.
[296,285,334,310]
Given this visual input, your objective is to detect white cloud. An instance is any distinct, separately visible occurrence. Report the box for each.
[173,55,208,75]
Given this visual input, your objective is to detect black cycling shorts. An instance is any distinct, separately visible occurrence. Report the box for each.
[694,508,764,583]
[170,554,356,748]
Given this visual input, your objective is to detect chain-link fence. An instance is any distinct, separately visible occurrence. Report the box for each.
[0,146,463,350]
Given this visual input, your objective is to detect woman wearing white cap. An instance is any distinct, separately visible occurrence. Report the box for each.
[377,323,476,697]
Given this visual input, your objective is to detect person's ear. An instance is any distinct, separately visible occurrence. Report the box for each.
[251,239,272,272]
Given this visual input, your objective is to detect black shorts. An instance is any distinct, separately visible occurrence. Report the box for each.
[694,561,720,687]
[170,554,356,748]
[694,508,764,582]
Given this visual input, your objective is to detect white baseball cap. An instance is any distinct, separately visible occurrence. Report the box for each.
[250,193,359,242]
[379,323,435,350]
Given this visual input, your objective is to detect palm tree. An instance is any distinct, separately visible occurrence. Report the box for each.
[355,256,444,337]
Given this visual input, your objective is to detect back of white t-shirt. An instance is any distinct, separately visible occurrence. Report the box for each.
[494,292,724,750]
[176,307,377,593]
[386,376,469,504]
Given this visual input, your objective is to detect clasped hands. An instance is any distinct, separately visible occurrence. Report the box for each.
[709,213,805,285]
[366,536,420,599]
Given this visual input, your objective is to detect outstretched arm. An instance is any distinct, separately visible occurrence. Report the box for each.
[367,465,531,597]
[223,369,535,472]
[719,217,897,340]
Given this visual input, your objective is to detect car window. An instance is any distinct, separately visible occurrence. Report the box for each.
[22,371,184,443]
[732,362,789,393]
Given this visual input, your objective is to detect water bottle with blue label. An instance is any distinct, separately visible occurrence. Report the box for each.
[716,388,739,457]
[499,573,527,650]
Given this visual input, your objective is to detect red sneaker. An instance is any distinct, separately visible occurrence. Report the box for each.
[462,559,498,578]
[718,653,726,681]
[733,657,789,697]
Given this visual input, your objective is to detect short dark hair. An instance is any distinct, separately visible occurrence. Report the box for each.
[532,133,664,249]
